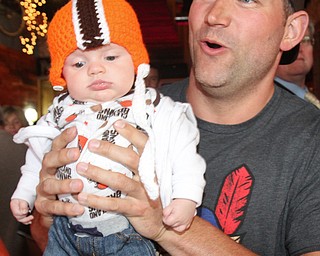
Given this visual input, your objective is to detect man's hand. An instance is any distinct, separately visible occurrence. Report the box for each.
[76,120,165,239]
[34,126,84,228]
[34,121,166,240]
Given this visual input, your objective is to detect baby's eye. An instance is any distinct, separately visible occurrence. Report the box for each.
[73,61,85,68]
[105,56,116,61]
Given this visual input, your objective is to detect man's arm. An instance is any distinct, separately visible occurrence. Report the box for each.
[29,210,48,253]
[157,217,256,256]
[76,120,258,255]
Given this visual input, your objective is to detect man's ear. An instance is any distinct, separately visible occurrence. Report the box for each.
[280,11,309,52]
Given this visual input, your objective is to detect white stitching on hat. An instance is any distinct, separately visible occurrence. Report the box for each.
[95,0,110,45]
[72,0,111,50]
[72,0,85,49]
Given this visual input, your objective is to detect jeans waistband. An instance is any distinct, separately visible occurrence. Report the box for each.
[69,215,129,237]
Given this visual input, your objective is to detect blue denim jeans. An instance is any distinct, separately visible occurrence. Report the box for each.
[44,216,156,256]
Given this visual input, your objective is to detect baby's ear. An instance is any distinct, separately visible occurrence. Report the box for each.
[280,10,309,52]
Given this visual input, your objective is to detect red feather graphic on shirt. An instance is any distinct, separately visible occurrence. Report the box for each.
[215,165,254,235]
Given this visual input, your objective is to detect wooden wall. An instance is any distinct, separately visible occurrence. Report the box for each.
[0,44,37,108]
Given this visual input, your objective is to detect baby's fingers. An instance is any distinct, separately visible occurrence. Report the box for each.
[19,214,34,225]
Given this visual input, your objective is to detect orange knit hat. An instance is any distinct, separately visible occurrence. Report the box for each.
[47,0,149,91]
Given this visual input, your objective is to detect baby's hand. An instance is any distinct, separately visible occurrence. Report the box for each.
[162,199,196,232]
[10,199,34,225]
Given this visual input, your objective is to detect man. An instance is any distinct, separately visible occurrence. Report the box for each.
[275,20,320,108]
[33,0,320,255]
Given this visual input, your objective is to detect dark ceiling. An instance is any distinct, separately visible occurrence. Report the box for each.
[39,0,69,21]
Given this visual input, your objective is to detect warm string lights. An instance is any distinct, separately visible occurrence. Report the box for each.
[19,0,48,55]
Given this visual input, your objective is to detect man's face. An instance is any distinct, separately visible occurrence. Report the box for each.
[188,0,287,96]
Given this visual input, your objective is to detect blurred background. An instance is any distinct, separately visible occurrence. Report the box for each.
[0,0,319,122]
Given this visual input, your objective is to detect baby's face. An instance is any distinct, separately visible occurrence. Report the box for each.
[62,43,135,103]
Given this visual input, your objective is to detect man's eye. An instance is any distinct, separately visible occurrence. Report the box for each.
[105,56,116,61]
[73,62,85,68]
[240,0,256,3]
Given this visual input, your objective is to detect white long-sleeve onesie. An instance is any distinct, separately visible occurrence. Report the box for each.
[12,88,206,236]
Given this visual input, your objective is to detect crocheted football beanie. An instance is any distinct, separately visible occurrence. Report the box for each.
[47,0,149,91]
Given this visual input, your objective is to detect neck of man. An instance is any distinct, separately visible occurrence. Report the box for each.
[186,70,275,125]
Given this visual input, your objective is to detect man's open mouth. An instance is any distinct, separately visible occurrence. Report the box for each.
[206,42,222,49]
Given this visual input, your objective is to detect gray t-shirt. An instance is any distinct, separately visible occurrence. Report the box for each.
[160,79,320,255]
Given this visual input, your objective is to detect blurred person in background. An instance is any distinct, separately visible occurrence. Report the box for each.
[145,65,160,88]
[275,20,320,108]
[0,106,41,256]
[3,105,29,136]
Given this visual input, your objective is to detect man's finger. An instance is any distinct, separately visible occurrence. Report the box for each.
[36,178,83,197]
[87,139,140,171]
[76,163,142,196]
[114,120,148,155]
[37,197,84,217]
[41,127,80,177]
[77,192,156,217]
[51,126,77,151]
[41,147,80,177]
[35,178,84,216]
